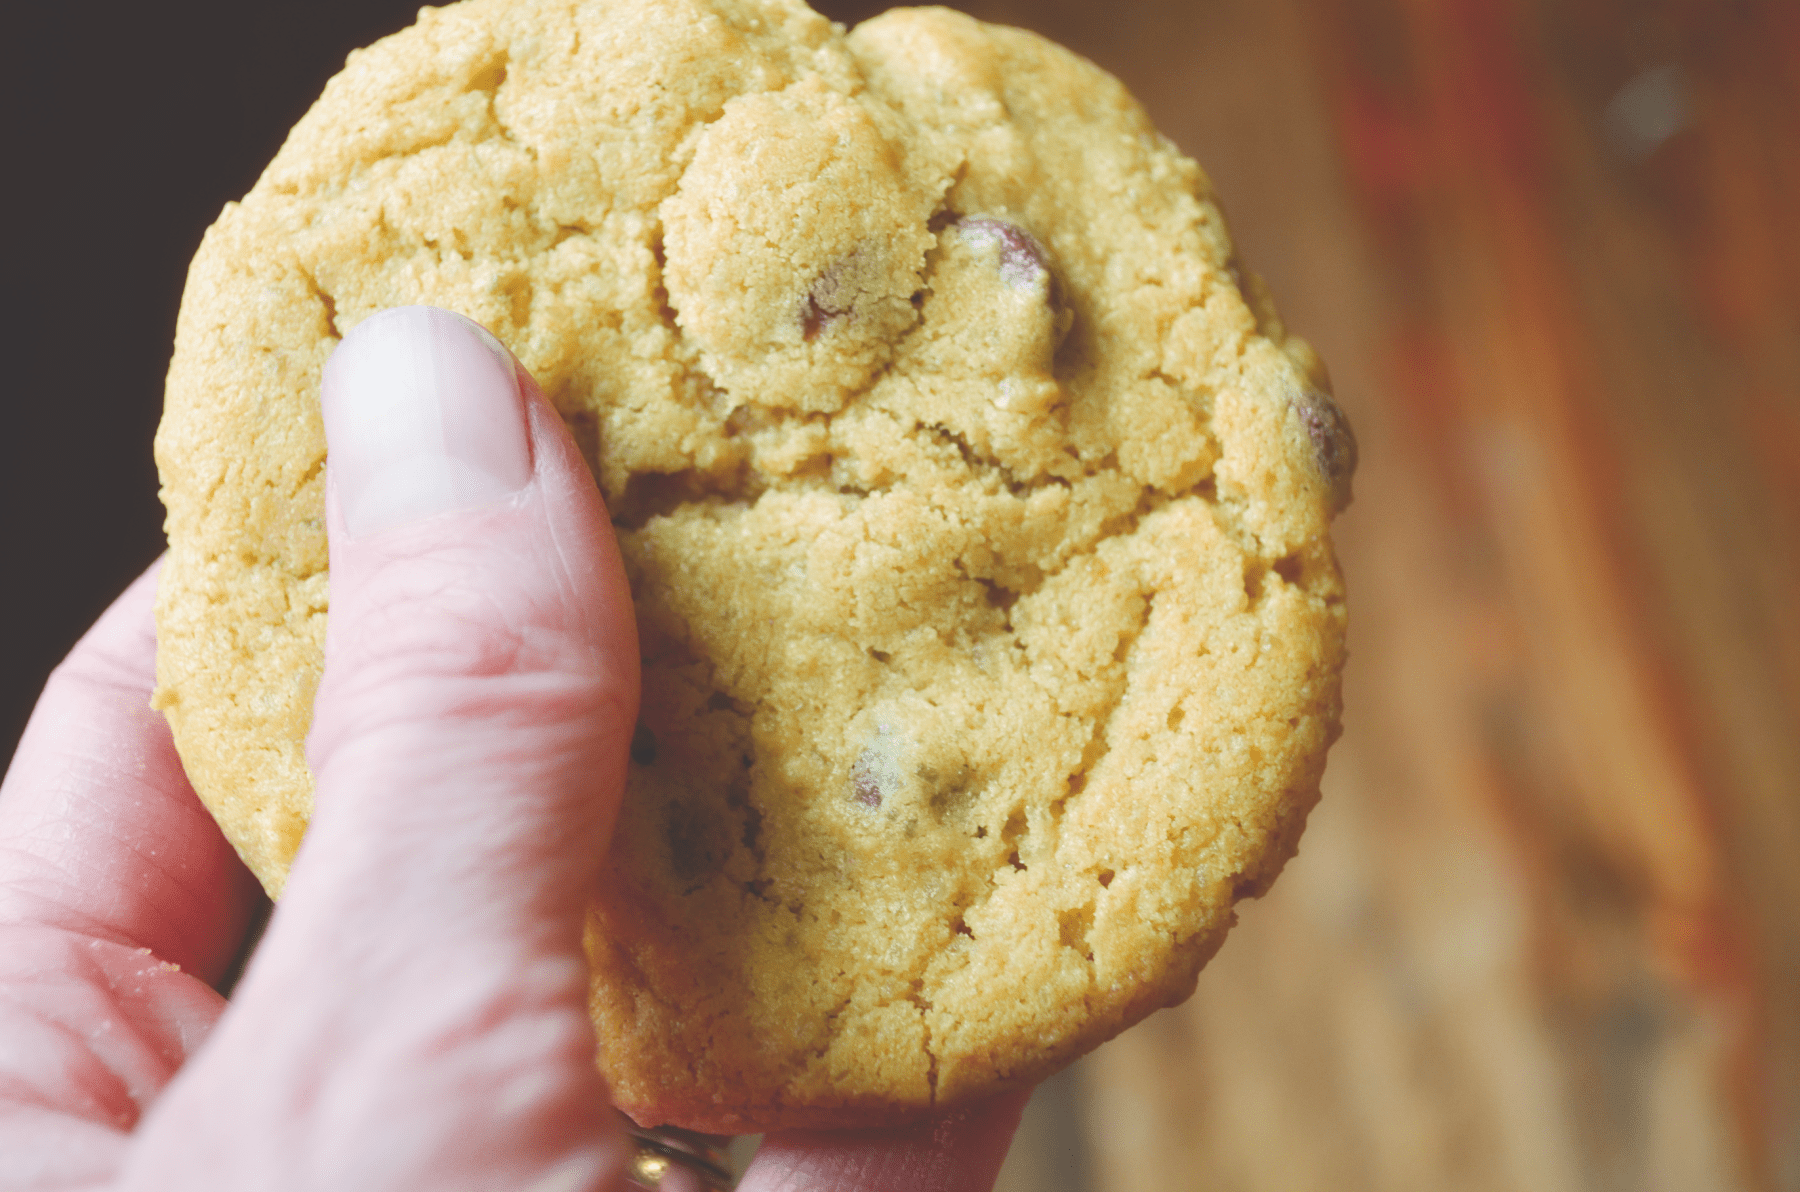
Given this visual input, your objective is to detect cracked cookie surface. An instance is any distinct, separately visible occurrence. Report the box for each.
[153,0,1352,1133]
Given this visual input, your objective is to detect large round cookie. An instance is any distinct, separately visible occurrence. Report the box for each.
[154,0,1354,1133]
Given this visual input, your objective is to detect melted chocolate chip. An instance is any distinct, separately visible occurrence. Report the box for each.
[850,748,885,808]
[853,775,882,808]
[1291,389,1358,508]
[664,803,723,882]
[802,259,858,341]
[802,293,839,341]
[954,216,1052,291]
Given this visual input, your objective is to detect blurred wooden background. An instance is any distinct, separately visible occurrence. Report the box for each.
[858,0,1799,1189]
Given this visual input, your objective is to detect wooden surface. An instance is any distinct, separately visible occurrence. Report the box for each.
[913,0,1799,1189]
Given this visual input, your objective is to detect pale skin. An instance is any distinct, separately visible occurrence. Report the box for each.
[0,307,1025,1191]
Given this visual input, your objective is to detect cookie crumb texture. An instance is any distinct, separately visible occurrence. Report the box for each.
[154,0,1351,1132]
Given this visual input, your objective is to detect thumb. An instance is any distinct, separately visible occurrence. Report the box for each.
[123,306,638,1190]
[305,304,636,936]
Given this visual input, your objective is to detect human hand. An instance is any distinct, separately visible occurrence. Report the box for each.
[0,306,1025,1191]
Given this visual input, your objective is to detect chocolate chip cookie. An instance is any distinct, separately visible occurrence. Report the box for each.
[153,0,1354,1132]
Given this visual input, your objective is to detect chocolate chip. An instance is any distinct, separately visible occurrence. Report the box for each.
[851,748,883,808]
[802,258,858,341]
[953,216,1052,292]
[630,723,658,766]
[1291,388,1358,509]
[664,803,722,882]
[802,293,840,341]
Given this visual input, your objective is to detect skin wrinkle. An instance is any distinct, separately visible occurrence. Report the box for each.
[304,747,600,928]
[0,988,140,1123]
[5,1014,142,1130]
[0,849,152,959]
[2,606,256,988]
[331,961,585,1081]
[0,927,223,1130]
[324,603,593,723]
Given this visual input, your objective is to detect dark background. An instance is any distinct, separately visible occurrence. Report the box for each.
[8,2,420,762]
[3,0,885,767]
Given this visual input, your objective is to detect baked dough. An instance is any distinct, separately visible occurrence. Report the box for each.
[153,0,1354,1132]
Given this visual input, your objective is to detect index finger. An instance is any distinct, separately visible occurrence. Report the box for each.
[0,559,263,983]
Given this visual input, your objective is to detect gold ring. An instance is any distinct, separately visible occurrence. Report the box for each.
[622,1126,736,1191]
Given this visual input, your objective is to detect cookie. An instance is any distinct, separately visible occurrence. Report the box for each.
[153,0,1353,1133]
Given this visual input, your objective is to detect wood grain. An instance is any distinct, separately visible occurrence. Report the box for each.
[962,0,1800,1188]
